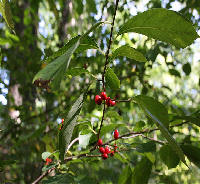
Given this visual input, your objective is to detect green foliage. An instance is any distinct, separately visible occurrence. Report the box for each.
[181,145,200,168]
[131,157,152,184]
[134,95,186,166]
[33,36,80,88]
[112,45,147,62]
[159,145,180,169]
[136,141,156,153]
[59,92,88,161]
[0,0,15,32]
[105,67,120,90]
[118,8,199,48]
[1,0,200,183]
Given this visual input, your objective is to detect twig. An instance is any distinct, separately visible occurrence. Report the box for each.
[32,121,188,183]
[32,167,55,184]
[115,98,132,102]
[102,0,120,91]
[97,103,106,139]
[140,134,165,145]
[66,137,79,152]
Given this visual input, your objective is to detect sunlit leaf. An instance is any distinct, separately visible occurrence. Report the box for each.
[118,9,199,48]
[105,67,120,90]
[112,45,147,62]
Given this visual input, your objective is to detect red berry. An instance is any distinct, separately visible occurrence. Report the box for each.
[106,97,111,106]
[45,158,52,165]
[110,100,116,106]
[110,151,115,157]
[114,130,119,139]
[97,139,103,146]
[95,95,102,105]
[105,146,111,154]
[102,153,108,160]
[61,118,64,124]
[99,147,105,153]
[100,92,107,100]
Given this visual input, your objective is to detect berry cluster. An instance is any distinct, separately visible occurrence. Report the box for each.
[45,158,52,165]
[97,130,119,160]
[95,92,116,107]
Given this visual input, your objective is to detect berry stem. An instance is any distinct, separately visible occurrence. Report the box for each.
[97,102,106,139]
[102,0,120,91]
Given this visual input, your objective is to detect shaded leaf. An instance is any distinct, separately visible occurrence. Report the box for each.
[112,45,147,62]
[131,157,152,184]
[59,92,88,161]
[181,144,200,168]
[182,63,191,75]
[118,165,132,184]
[159,145,180,169]
[169,69,181,78]
[134,95,169,127]
[118,9,199,48]
[134,95,187,166]
[136,141,156,153]
[105,67,120,90]
[175,115,200,127]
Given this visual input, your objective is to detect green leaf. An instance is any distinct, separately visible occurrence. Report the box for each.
[118,166,132,184]
[42,152,52,161]
[118,8,199,48]
[112,45,147,62]
[76,36,99,53]
[105,67,120,90]
[182,63,191,76]
[159,145,180,169]
[134,95,169,127]
[134,95,187,166]
[66,68,89,76]
[131,157,152,184]
[0,0,15,32]
[33,36,80,88]
[136,141,156,153]
[59,92,88,161]
[83,21,105,37]
[169,69,181,78]
[181,145,200,168]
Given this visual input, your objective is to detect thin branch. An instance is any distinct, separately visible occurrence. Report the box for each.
[66,137,79,152]
[115,98,132,102]
[140,134,165,145]
[97,103,106,139]
[32,121,188,183]
[102,0,120,90]
[32,167,55,184]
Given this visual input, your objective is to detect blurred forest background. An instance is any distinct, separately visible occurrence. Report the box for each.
[0,0,200,183]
